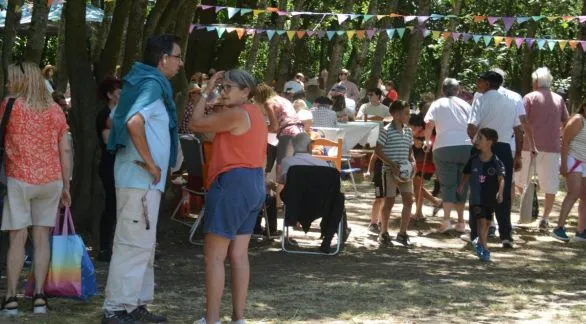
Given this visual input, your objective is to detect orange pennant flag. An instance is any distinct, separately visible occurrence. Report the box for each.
[559,40,568,50]
[493,36,504,46]
[474,16,486,23]
[390,13,402,18]
[569,40,578,49]
[48,0,54,5]
[356,31,366,39]
[286,31,295,41]
[562,16,575,21]
[442,32,451,40]
[266,7,279,13]
[236,28,245,39]
[504,37,513,48]
[347,30,356,39]
[296,31,306,39]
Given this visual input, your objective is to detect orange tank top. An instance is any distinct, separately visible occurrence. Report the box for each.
[207,104,268,185]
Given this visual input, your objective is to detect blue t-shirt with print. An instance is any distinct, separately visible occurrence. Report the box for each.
[463,153,505,206]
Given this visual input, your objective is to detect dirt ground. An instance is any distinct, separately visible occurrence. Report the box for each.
[2,180,586,323]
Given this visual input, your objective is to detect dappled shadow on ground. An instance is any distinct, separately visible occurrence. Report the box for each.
[4,182,586,323]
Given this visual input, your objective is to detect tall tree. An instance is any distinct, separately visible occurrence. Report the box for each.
[521,2,542,95]
[96,0,132,82]
[143,0,173,46]
[263,0,288,83]
[0,0,24,98]
[276,0,306,89]
[55,7,68,93]
[215,0,260,70]
[366,0,399,89]
[244,0,269,71]
[398,0,430,101]
[24,0,50,64]
[121,0,149,76]
[92,0,115,62]
[326,0,355,89]
[568,0,586,113]
[153,0,189,36]
[349,0,378,84]
[436,0,463,96]
[64,0,103,233]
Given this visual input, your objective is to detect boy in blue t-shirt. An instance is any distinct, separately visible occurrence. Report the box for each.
[458,128,505,261]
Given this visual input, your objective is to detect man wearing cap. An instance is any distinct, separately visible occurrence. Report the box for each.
[336,68,360,102]
[467,71,523,249]
[283,72,305,94]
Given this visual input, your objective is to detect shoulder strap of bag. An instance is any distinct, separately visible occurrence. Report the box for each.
[0,98,16,149]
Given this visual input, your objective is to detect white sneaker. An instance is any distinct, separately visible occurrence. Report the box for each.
[194,318,221,324]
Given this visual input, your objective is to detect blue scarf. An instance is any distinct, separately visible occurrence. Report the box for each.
[107,62,178,167]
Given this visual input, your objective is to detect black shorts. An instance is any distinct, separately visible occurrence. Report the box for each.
[414,171,434,181]
[373,159,384,198]
[470,205,495,221]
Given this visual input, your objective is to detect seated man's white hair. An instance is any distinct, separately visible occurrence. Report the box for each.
[531,67,553,89]
[292,133,312,153]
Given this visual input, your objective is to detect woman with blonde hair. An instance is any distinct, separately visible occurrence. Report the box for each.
[42,64,55,93]
[0,62,72,315]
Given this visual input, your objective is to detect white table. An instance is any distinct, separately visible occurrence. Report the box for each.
[314,121,380,154]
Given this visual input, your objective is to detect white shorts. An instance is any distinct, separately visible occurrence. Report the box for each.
[517,151,560,194]
[566,155,586,177]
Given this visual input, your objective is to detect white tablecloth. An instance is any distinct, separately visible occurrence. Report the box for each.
[314,121,380,154]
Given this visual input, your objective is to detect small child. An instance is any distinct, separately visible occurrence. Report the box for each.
[375,100,415,246]
[458,128,505,261]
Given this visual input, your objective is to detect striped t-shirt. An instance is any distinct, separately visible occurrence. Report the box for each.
[377,122,413,170]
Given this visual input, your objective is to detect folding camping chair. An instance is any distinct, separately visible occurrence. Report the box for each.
[170,134,208,244]
[280,165,346,256]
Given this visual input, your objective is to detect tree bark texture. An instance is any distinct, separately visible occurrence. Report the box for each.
[436,0,463,97]
[121,0,149,77]
[369,0,398,88]
[276,0,306,90]
[55,8,68,93]
[397,0,430,102]
[0,0,24,98]
[24,0,50,64]
[521,3,542,95]
[244,0,269,71]
[97,0,132,82]
[92,0,115,63]
[64,0,103,234]
[153,0,188,35]
[568,0,586,113]
[349,0,378,85]
[263,0,288,84]
[326,0,355,90]
[143,0,173,46]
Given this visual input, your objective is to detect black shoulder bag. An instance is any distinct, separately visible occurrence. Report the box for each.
[0,98,16,197]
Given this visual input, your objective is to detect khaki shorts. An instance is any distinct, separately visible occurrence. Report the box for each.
[2,177,63,230]
[382,170,413,198]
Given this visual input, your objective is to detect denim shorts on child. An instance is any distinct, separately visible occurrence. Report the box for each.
[204,167,266,240]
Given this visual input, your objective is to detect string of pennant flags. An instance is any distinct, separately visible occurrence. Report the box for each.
[189,24,586,52]
[197,4,586,32]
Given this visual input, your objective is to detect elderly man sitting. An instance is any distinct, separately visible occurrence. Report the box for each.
[279,133,329,184]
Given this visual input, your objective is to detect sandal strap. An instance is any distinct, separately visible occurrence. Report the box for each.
[32,293,48,306]
[2,296,18,309]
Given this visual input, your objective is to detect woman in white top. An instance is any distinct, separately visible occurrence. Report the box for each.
[424,78,473,233]
[553,101,586,242]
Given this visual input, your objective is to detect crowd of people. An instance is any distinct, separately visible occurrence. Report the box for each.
[0,31,584,324]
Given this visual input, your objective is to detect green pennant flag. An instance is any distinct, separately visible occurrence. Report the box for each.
[483,36,492,46]
[397,28,406,39]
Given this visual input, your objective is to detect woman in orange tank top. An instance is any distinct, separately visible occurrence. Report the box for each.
[189,69,267,324]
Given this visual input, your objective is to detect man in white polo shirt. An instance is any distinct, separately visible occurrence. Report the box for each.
[468,71,523,249]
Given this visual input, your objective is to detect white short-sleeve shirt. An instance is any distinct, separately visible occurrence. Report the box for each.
[469,90,520,144]
[424,97,472,150]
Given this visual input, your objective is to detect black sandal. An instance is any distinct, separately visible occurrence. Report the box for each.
[1,296,19,316]
[32,293,48,314]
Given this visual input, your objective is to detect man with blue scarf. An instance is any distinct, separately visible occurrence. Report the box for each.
[102,35,182,324]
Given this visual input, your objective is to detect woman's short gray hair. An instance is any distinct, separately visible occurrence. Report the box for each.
[224,69,257,93]
[531,67,553,89]
[442,78,460,97]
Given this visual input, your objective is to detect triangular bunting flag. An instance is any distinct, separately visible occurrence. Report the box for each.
[253,9,264,15]
[558,40,568,50]
[516,17,531,24]
[356,31,365,39]
[417,16,430,24]
[246,29,255,35]
[236,28,245,39]
[390,13,403,18]
[286,31,295,41]
[514,37,524,48]
[296,31,306,39]
[347,30,356,39]
[266,7,279,12]
[502,17,515,31]
[546,16,559,22]
[422,29,431,38]
[397,28,406,39]
[227,8,240,19]
[266,30,276,40]
[225,27,235,33]
[493,36,504,46]
[215,6,225,13]
[562,16,574,22]
[531,16,544,21]
[568,40,578,49]
[326,31,336,40]
[366,29,376,39]
[386,29,395,39]
[487,17,500,25]
[404,16,416,23]
[337,14,349,24]
[536,39,546,49]
[473,16,486,23]
[442,32,451,40]
[199,5,213,10]
[276,11,288,16]
[216,27,226,37]
[336,31,345,36]
[349,14,361,21]
[376,15,387,20]
[430,30,439,39]
[451,32,461,41]
[579,16,586,23]
[547,40,557,50]
[483,36,492,46]
[189,24,196,33]
[206,26,216,32]
[276,30,286,35]
[306,30,315,37]
[472,35,482,43]
[462,33,472,42]
[580,41,586,51]
[240,8,252,16]
[526,38,535,48]
[430,14,444,20]
[363,15,374,22]
[504,37,513,48]
[316,31,326,38]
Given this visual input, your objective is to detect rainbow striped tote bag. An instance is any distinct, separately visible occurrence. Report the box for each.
[25,208,97,300]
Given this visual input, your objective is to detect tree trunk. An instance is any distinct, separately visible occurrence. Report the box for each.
[521,3,542,95]
[275,0,306,90]
[55,9,68,93]
[92,0,115,63]
[97,0,132,82]
[326,0,355,89]
[568,0,586,113]
[349,0,377,85]
[143,0,173,46]
[153,0,188,35]
[64,0,103,234]
[263,0,288,84]
[121,0,149,77]
[397,0,430,101]
[0,0,24,98]
[436,0,463,96]
[24,0,50,64]
[244,0,269,71]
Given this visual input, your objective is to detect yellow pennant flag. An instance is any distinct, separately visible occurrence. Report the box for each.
[546,16,559,21]
[347,30,356,39]
[286,31,296,41]
[558,40,568,50]
[494,36,504,46]
[431,31,441,39]
[253,9,264,16]
[377,15,387,20]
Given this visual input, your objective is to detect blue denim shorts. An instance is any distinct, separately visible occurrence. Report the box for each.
[204,168,266,240]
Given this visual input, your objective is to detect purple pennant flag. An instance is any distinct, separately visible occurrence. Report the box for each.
[502,17,515,31]
[525,38,535,48]
[580,16,586,23]
[581,41,586,51]
[215,6,225,13]
[277,11,288,16]
[306,30,315,37]
[487,17,500,25]
[417,16,430,25]
[199,5,213,10]
[316,31,326,38]
[514,37,524,48]
[246,29,255,35]
[366,29,376,39]
[189,24,196,33]
[462,33,472,42]
[451,32,461,41]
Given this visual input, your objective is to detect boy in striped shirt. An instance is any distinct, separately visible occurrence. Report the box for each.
[375,100,416,246]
